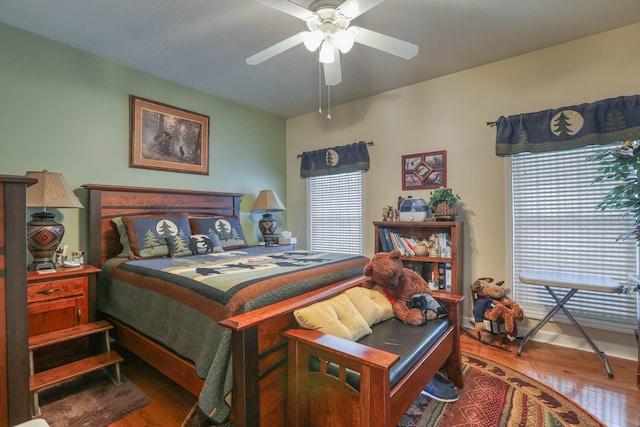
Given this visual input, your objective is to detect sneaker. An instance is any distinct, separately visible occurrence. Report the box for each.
[421,377,459,402]
[431,371,455,389]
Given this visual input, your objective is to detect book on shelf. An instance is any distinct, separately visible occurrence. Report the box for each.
[389,230,414,256]
[381,227,394,252]
[378,228,389,251]
[444,262,452,291]
[379,227,417,256]
[437,232,452,258]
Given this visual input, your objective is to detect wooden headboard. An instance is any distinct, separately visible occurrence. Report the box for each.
[82,184,243,267]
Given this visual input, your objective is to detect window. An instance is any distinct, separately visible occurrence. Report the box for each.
[308,171,364,254]
[511,144,637,333]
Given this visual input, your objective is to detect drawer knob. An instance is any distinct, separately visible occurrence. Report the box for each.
[36,287,62,295]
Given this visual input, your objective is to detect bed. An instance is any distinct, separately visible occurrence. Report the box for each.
[82,184,370,426]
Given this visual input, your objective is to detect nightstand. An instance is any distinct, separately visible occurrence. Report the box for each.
[27,265,100,371]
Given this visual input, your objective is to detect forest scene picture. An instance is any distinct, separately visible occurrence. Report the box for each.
[141,110,203,165]
[130,96,209,174]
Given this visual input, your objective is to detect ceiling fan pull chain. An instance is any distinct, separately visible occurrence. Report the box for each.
[327,85,332,120]
[318,61,323,114]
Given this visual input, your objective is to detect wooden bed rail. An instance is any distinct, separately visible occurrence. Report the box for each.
[219,275,368,427]
[219,275,369,331]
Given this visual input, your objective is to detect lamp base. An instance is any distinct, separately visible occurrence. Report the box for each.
[258,213,278,247]
[27,212,65,271]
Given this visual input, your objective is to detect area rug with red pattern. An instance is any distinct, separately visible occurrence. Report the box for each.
[398,352,605,427]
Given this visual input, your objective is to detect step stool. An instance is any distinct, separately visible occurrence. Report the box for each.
[28,320,123,417]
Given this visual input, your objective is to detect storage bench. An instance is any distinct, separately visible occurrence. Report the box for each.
[284,291,463,427]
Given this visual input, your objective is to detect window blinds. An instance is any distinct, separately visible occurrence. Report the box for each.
[308,171,364,254]
[511,144,637,333]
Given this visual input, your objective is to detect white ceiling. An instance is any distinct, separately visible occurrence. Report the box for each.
[2,0,640,118]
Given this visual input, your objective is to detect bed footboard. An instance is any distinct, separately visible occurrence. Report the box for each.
[220,275,369,427]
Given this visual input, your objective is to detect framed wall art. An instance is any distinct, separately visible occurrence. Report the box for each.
[130,95,210,175]
[402,150,446,190]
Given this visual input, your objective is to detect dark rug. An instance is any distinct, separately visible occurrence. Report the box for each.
[399,353,606,427]
[38,370,149,426]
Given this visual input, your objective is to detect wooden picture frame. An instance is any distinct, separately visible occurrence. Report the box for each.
[130,95,210,175]
[402,150,446,190]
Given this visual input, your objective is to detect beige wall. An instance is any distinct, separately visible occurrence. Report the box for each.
[286,23,640,359]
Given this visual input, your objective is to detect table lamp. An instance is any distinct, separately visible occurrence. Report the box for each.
[25,170,83,270]
[252,189,285,246]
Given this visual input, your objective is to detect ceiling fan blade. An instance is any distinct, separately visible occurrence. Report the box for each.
[351,26,418,59]
[337,0,385,20]
[323,48,342,86]
[246,32,306,65]
[253,0,315,20]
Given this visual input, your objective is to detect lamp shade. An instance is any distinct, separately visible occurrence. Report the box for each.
[25,170,83,210]
[252,190,285,213]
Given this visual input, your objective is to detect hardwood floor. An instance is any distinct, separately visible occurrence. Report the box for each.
[461,333,640,427]
[108,345,197,427]
[109,334,639,427]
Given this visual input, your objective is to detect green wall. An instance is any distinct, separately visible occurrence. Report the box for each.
[0,22,287,261]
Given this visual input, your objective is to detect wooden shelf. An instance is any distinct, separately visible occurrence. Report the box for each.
[401,255,452,263]
[30,351,123,392]
[29,320,113,350]
[28,320,123,417]
[373,221,463,295]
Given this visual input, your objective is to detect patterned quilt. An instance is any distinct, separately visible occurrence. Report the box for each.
[97,248,369,423]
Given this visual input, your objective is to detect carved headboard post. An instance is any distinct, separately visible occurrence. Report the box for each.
[86,186,104,269]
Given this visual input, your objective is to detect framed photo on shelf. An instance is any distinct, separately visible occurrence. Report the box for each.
[402,150,446,190]
[130,95,210,175]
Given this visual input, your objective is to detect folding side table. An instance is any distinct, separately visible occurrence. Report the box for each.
[518,270,619,377]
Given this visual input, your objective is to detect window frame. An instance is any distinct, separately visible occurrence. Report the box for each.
[307,170,364,254]
[509,144,638,334]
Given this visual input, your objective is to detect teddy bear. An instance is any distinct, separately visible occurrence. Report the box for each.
[363,250,447,325]
[471,277,524,340]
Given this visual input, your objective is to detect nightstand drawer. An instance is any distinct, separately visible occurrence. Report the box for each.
[26,266,99,372]
[28,276,86,304]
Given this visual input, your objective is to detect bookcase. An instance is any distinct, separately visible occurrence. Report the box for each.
[373,221,463,295]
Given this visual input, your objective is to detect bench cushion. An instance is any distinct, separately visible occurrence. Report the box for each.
[344,286,394,326]
[311,317,450,390]
[294,293,372,341]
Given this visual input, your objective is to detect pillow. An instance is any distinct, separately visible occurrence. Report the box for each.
[189,216,247,250]
[293,294,372,341]
[344,286,394,326]
[123,212,192,258]
[111,216,132,258]
[168,233,223,257]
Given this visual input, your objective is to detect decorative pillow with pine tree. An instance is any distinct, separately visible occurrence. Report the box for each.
[123,212,192,258]
[189,216,247,250]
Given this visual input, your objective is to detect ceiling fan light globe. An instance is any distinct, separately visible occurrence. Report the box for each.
[334,29,354,53]
[319,41,335,63]
[303,30,324,51]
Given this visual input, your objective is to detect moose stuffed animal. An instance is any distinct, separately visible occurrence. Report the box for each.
[471,277,523,340]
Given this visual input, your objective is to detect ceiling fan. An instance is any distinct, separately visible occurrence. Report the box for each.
[246,0,419,87]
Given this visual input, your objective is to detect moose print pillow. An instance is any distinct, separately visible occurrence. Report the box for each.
[189,216,247,250]
[167,233,224,257]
